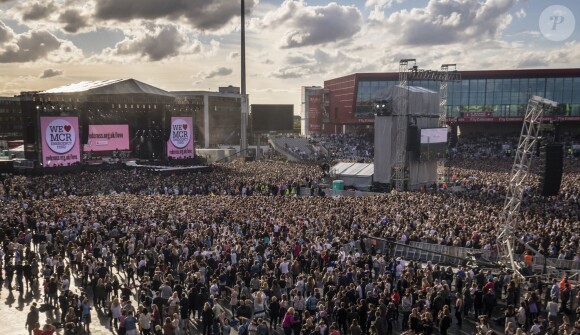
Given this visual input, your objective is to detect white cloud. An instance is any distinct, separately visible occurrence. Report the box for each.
[365,0,393,8]
[39,68,63,78]
[270,48,364,79]
[94,0,258,31]
[98,24,193,62]
[371,0,518,45]
[8,1,96,34]
[21,1,56,21]
[253,0,363,48]
[228,52,239,60]
[204,67,233,79]
[59,9,90,33]
[0,20,83,63]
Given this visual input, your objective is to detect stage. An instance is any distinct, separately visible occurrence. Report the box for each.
[125,161,210,174]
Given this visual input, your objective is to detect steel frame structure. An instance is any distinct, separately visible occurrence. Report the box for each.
[437,64,457,177]
[392,60,461,191]
[439,64,457,127]
[392,59,414,191]
[497,95,558,277]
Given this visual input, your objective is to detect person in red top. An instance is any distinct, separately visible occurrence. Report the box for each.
[329,325,341,335]
[391,289,400,322]
[32,321,56,335]
[483,279,495,294]
[560,276,572,291]
[391,289,400,306]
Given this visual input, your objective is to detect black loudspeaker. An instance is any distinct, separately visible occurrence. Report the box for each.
[80,111,89,144]
[540,144,563,196]
[164,110,172,141]
[407,125,419,151]
[449,124,458,147]
[25,117,35,144]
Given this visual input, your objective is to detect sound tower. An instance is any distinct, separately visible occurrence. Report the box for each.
[539,144,563,196]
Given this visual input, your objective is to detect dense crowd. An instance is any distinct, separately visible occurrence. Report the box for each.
[0,136,579,335]
[311,134,374,162]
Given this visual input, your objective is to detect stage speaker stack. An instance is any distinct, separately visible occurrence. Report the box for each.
[80,110,89,144]
[406,124,419,151]
[164,110,172,141]
[449,124,458,147]
[539,144,563,196]
[25,117,35,144]
[406,124,419,160]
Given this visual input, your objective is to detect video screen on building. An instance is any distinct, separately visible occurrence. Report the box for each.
[420,128,447,161]
[251,104,294,132]
[83,124,130,151]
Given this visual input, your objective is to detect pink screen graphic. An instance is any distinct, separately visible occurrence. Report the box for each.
[83,124,130,151]
[41,116,81,167]
[167,117,195,159]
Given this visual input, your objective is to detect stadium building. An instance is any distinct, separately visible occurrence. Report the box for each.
[311,68,580,135]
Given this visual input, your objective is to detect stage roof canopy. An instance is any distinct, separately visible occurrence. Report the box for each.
[331,162,374,177]
[40,79,172,96]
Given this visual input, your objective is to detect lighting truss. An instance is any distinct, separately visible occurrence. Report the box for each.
[392,60,461,191]
[497,95,558,277]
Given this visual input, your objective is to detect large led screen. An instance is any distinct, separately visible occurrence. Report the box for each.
[420,128,448,161]
[251,104,294,132]
[83,124,130,151]
[167,117,195,159]
[41,116,81,167]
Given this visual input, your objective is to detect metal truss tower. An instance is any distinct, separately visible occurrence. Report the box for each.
[439,64,457,127]
[497,96,558,276]
[392,59,414,191]
[437,64,457,177]
[393,60,461,191]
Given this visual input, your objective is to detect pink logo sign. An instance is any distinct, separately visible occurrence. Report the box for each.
[169,118,191,149]
[40,116,81,167]
[45,118,77,154]
[167,116,195,159]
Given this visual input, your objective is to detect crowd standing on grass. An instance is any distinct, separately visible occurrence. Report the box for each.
[0,135,579,335]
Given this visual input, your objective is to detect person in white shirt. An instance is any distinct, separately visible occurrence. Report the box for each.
[60,277,70,292]
[138,308,152,333]
[529,318,542,334]
[279,259,289,274]
[547,297,559,324]
[231,251,237,264]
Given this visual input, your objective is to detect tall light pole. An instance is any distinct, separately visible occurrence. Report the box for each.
[240,0,248,157]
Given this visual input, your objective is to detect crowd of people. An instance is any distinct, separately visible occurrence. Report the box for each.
[310,134,374,162]
[0,133,579,335]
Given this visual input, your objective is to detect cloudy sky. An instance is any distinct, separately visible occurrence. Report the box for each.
[0,0,578,113]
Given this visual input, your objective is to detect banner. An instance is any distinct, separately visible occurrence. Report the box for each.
[83,124,129,151]
[167,117,195,159]
[455,115,580,123]
[308,94,322,131]
[463,111,493,118]
[40,116,81,167]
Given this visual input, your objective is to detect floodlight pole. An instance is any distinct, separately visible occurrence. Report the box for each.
[240,0,248,157]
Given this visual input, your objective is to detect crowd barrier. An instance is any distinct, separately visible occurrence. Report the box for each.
[354,238,580,274]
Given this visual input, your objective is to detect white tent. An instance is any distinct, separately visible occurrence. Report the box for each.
[8,145,25,159]
[330,162,374,190]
